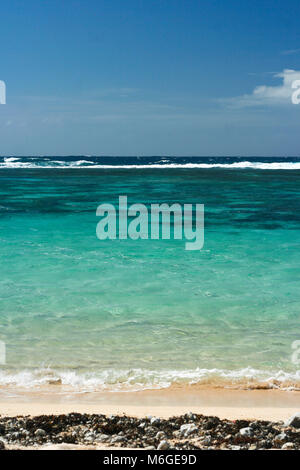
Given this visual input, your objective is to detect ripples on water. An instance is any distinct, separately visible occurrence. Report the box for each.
[0,156,300,391]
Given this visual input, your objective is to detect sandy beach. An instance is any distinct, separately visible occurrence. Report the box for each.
[0,387,300,450]
[0,386,299,422]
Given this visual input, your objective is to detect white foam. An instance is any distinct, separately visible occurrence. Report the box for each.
[1,157,33,168]
[4,157,20,162]
[0,160,300,170]
[0,367,299,392]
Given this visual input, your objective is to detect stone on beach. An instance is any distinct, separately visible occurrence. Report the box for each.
[274,432,287,442]
[34,429,46,438]
[282,442,295,450]
[157,440,169,450]
[110,435,126,444]
[285,413,300,429]
[150,417,160,426]
[239,427,253,438]
[199,435,212,446]
[1,412,300,450]
[96,433,109,443]
[179,423,198,437]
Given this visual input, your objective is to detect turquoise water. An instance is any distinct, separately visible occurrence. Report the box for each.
[1,157,300,390]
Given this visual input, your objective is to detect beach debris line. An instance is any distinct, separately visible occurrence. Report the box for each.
[0,412,300,450]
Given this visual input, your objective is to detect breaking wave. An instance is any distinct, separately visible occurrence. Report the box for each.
[1,157,300,170]
[0,367,300,392]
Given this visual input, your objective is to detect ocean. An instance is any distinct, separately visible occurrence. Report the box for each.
[0,156,300,391]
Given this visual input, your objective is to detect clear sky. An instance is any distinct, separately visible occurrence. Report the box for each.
[0,0,300,156]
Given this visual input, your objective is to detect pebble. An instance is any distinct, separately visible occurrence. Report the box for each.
[180,423,198,437]
[111,436,126,444]
[96,433,109,442]
[157,440,169,450]
[34,429,46,438]
[274,432,287,442]
[150,417,160,426]
[200,436,212,445]
[84,431,97,442]
[0,412,298,450]
[282,442,295,450]
[239,427,253,438]
[285,413,300,429]
[186,412,196,420]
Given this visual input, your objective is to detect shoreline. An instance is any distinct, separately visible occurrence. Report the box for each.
[0,390,300,450]
[0,386,299,422]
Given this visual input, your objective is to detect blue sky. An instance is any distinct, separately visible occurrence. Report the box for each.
[0,0,300,155]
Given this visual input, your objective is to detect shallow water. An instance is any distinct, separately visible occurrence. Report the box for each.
[0,157,300,391]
